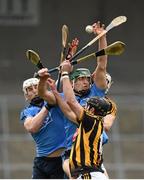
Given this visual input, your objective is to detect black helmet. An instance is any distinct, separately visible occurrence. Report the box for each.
[87,96,112,116]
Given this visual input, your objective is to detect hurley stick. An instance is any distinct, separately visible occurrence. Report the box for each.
[56,25,69,91]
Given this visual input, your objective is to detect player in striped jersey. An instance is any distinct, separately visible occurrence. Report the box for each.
[47,62,116,179]
[69,97,115,179]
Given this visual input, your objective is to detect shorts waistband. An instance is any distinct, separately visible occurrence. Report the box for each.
[64,149,71,156]
[36,156,62,161]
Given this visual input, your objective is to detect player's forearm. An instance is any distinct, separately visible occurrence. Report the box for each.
[38,78,48,98]
[52,89,77,123]
[99,35,107,50]
[92,35,108,88]
[38,79,56,104]
[62,76,77,104]
[24,107,48,133]
[97,35,108,67]
[62,76,83,119]
[103,115,116,132]
[52,89,69,112]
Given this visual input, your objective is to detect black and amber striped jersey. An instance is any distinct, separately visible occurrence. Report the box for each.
[69,109,103,175]
[105,96,117,116]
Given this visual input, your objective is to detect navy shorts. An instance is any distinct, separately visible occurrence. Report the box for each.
[62,149,71,161]
[32,156,64,179]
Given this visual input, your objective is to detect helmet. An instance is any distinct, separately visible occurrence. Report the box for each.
[105,73,112,94]
[87,96,111,116]
[23,78,39,94]
[70,68,91,81]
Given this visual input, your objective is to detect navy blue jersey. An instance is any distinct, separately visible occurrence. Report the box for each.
[20,101,66,157]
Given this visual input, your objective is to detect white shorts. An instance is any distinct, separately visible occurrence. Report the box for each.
[77,171,108,179]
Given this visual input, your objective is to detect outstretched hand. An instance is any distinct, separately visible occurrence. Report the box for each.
[38,68,51,80]
[46,78,57,92]
[66,38,79,60]
[92,21,105,35]
[60,60,73,73]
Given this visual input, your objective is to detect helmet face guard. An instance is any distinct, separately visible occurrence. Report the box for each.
[105,73,113,94]
[23,78,39,94]
[86,96,112,116]
[70,68,91,82]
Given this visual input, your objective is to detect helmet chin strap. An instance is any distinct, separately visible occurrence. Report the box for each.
[72,77,91,97]
[74,88,90,97]
[30,96,44,107]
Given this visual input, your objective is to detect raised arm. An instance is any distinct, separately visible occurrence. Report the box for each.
[38,68,56,105]
[92,22,108,90]
[47,78,78,124]
[24,107,48,133]
[61,60,84,119]
[103,98,117,132]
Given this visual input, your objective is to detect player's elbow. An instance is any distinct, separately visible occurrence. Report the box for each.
[103,125,111,132]
[68,112,78,124]
[27,126,39,133]
[24,122,39,133]
[103,120,114,132]
[103,115,116,132]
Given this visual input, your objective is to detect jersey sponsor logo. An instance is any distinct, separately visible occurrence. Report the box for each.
[42,112,53,127]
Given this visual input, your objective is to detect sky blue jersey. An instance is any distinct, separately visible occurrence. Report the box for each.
[20,101,66,157]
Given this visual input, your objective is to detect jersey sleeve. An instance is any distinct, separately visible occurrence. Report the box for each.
[102,130,109,145]
[111,101,117,116]
[104,96,117,116]
[20,107,34,123]
[91,83,106,97]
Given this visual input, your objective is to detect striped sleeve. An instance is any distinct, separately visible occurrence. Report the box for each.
[106,97,117,116]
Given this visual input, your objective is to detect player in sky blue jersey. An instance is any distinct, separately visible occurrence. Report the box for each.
[37,21,117,178]
[20,78,66,179]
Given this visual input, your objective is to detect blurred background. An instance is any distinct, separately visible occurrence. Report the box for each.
[0,0,144,178]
